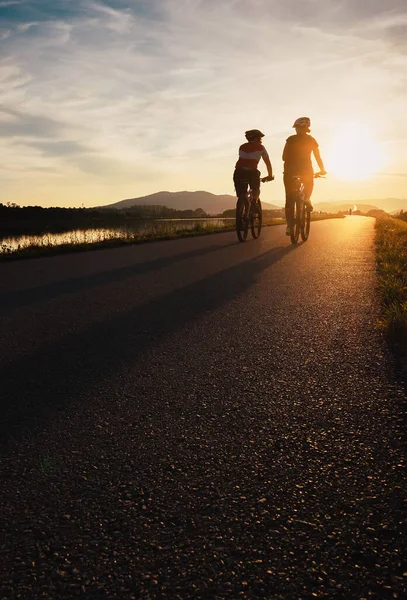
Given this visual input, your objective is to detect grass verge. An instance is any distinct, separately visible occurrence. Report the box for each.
[0,224,233,261]
[375,214,407,379]
[0,214,343,262]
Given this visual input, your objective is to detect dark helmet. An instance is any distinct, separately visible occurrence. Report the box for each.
[245,129,265,141]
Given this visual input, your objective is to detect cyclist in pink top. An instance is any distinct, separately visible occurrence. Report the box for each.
[234,129,274,209]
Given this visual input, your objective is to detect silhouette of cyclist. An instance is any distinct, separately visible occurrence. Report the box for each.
[283,117,326,235]
[234,129,274,211]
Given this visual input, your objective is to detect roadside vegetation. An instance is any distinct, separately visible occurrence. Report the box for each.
[309,212,345,223]
[0,222,234,260]
[0,202,215,236]
[0,201,344,261]
[0,217,284,260]
[375,213,407,375]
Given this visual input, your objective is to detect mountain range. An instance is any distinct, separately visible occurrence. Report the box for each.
[101,191,281,213]
[101,191,407,215]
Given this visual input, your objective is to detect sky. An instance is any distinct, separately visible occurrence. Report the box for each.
[1,0,407,209]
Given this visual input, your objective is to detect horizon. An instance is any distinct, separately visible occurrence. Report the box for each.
[1,0,407,209]
[5,189,407,215]
[112,189,407,210]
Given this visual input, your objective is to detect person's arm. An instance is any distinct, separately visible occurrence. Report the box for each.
[282,142,288,162]
[313,147,327,174]
[262,148,274,179]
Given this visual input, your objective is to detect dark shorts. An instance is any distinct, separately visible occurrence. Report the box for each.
[233,168,260,201]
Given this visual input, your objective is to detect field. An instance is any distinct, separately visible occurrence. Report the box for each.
[375,214,407,379]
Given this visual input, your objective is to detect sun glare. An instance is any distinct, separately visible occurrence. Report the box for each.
[327,123,386,181]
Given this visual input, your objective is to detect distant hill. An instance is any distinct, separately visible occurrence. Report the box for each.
[371,198,407,213]
[314,198,407,214]
[314,202,378,213]
[101,190,281,214]
[100,191,407,215]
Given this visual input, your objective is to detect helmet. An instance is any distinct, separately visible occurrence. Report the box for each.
[293,117,311,130]
[245,129,265,141]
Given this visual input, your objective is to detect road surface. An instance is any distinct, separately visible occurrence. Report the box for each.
[1,217,406,599]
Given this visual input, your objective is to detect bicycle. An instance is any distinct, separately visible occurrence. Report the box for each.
[287,172,325,245]
[236,175,273,242]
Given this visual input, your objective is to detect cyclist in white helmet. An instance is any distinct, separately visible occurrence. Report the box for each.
[234,129,274,210]
[282,117,327,235]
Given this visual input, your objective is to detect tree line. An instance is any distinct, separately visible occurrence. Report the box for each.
[0,203,227,236]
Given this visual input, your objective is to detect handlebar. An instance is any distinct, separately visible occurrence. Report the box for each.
[260,173,326,182]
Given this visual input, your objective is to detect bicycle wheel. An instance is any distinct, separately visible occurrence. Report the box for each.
[236,202,249,242]
[250,200,262,239]
[290,197,301,244]
[301,204,311,241]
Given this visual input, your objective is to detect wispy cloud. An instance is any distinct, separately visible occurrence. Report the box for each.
[0,106,62,137]
[0,1,25,7]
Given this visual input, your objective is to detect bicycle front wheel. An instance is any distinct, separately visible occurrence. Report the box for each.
[290,197,301,244]
[250,200,262,239]
[301,205,311,241]
[236,203,249,242]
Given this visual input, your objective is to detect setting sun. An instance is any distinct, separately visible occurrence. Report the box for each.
[327,123,386,181]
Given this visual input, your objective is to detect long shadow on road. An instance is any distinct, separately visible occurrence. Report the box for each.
[0,243,296,450]
[0,241,231,311]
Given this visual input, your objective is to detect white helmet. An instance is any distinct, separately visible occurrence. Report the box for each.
[293,117,311,130]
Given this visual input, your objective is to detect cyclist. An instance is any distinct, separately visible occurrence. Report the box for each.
[234,129,274,212]
[282,117,326,235]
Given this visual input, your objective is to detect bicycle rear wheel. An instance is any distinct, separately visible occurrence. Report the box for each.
[250,200,262,239]
[236,202,249,242]
[290,197,301,244]
[301,205,311,241]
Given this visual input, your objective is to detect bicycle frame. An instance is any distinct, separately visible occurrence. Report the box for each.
[287,172,324,244]
[291,176,305,199]
[236,181,263,242]
[288,175,308,245]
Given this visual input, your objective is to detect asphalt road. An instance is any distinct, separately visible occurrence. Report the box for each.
[1,217,406,599]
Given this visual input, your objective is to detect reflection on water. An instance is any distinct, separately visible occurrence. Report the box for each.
[0,219,234,254]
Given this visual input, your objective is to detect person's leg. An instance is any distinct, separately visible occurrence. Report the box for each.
[234,169,249,212]
[249,170,261,202]
[284,173,294,233]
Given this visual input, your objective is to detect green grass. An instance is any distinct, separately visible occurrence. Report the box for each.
[375,215,407,340]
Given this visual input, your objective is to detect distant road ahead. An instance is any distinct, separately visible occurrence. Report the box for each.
[1,218,406,599]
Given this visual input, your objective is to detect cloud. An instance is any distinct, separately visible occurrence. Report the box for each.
[0,0,406,206]
[87,1,136,33]
[0,106,62,138]
[0,1,25,7]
